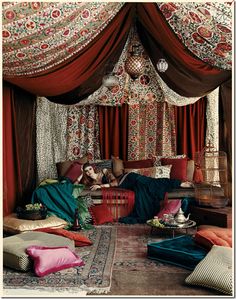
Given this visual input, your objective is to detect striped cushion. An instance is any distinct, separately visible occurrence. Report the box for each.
[185,245,232,295]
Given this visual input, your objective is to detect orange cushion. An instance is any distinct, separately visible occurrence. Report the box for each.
[34,227,92,247]
[194,225,232,250]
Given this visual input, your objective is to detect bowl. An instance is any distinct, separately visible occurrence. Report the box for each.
[16,206,47,220]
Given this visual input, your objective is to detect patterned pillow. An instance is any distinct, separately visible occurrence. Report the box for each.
[152,154,186,166]
[185,245,233,295]
[125,165,172,179]
[91,159,112,171]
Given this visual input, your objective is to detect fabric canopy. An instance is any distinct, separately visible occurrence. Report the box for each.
[2,2,232,104]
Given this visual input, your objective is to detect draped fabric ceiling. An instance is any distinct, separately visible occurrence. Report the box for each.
[3,2,232,103]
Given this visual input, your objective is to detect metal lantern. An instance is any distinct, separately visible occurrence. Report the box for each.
[125,44,145,80]
[102,74,119,88]
[156,58,168,72]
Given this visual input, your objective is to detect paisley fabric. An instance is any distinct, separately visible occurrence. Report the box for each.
[2,2,124,76]
[157,2,232,70]
[128,102,176,160]
[67,105,101,161]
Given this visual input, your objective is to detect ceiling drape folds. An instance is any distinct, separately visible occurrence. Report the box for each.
[3,2,125,76]
[136,3,231,98]
[3,4,134,101]
[3,2,232,104]
[156,2,232,70]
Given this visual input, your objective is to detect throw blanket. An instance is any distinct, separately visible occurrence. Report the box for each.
[31,179,92,228]
[118,172,181,224]
[102,188,135,221]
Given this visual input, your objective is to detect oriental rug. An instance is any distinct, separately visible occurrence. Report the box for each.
[109,224,221,296]
[3,226,116,296]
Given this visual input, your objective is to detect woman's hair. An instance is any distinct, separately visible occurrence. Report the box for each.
[80,163,95,186]
[82,162,92,171]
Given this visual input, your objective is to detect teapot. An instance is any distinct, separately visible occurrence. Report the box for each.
[174,208,190,224]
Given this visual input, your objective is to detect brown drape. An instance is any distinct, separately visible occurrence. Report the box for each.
[219,79,232,202]
[3,82,37,216]
[98,104,129,160]
[136,3,231,97]
[4,4,134,104]
[174,98,207,159]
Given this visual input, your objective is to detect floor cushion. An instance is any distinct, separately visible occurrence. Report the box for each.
[194,225,232,250]
[3,213,68,234]
[185,245,232,295]
[3,231,75,272]
[147,235,208,270]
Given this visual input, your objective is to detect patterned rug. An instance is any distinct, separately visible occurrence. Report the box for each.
[3,226,116,296]
[113,223,194,273]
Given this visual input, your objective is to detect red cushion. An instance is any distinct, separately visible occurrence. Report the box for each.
[161,157,188,181]
[123,159,154,169]
[89,205,113,225]
[34,227,92,247]
[64,162,83,183]
[194,226,232,250]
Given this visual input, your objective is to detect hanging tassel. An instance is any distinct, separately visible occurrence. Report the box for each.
[193,164,204,183]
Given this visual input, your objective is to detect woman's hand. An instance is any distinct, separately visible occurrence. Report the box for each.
[90,185,101,191]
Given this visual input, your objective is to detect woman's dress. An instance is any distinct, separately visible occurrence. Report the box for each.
[118,172,181,224]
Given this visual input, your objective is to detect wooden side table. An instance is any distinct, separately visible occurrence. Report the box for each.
[189,205,232,228]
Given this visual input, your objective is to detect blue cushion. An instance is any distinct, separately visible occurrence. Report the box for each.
[147,235,207,270]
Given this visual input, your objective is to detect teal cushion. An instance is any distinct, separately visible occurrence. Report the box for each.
[147,235,207,270]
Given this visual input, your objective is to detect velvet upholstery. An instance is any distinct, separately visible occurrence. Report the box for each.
[147,235,207,270]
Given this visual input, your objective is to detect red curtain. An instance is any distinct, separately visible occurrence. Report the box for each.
[5,4,134,103]
[3,83,37,216]
[174,98,207,159]
[98,104,129,160]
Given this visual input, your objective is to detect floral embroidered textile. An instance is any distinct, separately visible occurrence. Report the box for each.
[157,2,232,70]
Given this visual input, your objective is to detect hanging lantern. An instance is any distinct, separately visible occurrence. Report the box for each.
[125,44,145,80]
[156,58,168,72]
[102,74,119,88]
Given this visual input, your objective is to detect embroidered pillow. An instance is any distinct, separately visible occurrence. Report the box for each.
[152,154,186,166]
[161,157,188,181]
[125,165,172,179]
[89,205,113,225]
[26,245,84,277]
[185,245,233,295]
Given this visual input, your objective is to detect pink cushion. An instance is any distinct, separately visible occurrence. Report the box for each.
[26,245,84,277]
[161,157,188,181]
[64,162,83,183]
[89,205,113,225]
[194,226,232,250]
[156,199,181,219]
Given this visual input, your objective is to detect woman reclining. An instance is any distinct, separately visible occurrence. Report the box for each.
[81,163,192,224]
